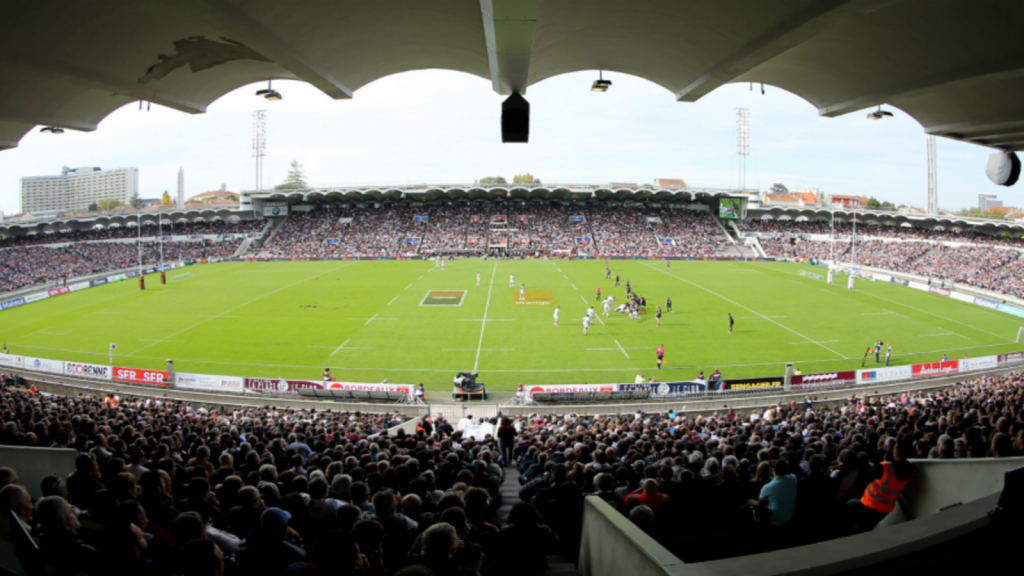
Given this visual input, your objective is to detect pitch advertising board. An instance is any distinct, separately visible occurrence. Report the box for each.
[998,352,1024,365]
[960,355,998,372]
[974,297,1000,310]
[24,356,63,374]
[911,360,959,378]
[714,376,784,391]
[64,361,112,380]
[24,292,49,303]
[244,378,324,395]
[113,367,169,385]
[791,371,857,390]
[857,365,912,384]
[619,381,706,398]
[0,354,24,370]
[327,382,415,395]
[527,384,616,396]
[47,287,70,297]
[175,373,245,392]
[1,297,26,310]
[69,282,90,292]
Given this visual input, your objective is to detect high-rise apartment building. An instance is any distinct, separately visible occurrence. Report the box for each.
[21,166,138,214]
[978,192,1002,211]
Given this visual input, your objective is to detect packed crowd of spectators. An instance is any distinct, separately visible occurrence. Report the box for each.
[894,245,1019,288]
[654,210,731,257]
[588,205,651,255]
[259,209,348,258]
[1,369,1022,574]
[335,206,415,256]
[739,218,1024,247]
[1,240,241,294]
[760,238,849,262]
[419,206,472,253]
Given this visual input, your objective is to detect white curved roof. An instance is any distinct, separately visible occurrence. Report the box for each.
[3,1,1024,150]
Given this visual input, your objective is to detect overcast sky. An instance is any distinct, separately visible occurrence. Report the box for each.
[0,69,1011,215]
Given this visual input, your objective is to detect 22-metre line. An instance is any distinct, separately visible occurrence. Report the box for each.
[473,260,499,371]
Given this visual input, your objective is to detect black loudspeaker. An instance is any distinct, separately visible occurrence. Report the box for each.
[502,91,529,143]
[985,151,1021,186]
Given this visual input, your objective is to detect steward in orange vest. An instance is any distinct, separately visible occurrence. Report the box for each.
[849,440,916,532]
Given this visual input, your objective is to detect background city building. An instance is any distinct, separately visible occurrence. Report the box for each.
[20,166,138,215]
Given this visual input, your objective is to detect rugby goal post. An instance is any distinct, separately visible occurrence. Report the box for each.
[1017,326,1024,343]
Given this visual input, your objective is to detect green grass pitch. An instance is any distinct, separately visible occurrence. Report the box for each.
[2,259,1022,391]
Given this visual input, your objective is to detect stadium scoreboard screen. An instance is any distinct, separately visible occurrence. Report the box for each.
[718,198,743,219]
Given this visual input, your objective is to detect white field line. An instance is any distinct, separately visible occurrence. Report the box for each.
[140,338,184,343]
[581,296,605,325]
[789,340,840,345]
[473,260,499,371]
[742,316,785,319]
[571,283,577,290]
[418,275,424,280]
[751,261,1009,340]
[614,340,630,359]
[405,284,413,290]
[335,336,356,354]
[388,296,398,306]
[197,315,238,318]
[645,264,844,358]
[128,262,353,356]
[13,341,1016,374]
[457,318,514,321]
[882,308,909,319]
[856,288,1013,342]
[443,348,514,351]
[862,312,896,316]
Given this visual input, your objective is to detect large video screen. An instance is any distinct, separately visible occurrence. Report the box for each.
[719,198,742,219]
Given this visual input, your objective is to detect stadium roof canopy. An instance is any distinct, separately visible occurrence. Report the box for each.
[3,1,1024,151]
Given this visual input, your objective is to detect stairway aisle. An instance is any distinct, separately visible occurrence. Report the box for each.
[493,466,580,576]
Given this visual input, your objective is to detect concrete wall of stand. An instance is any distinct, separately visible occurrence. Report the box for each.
[0,446,78,499]
[883,456,1023,524]
[578,488,1005,576]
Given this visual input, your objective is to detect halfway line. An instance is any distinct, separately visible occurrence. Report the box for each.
[473,260,499,371]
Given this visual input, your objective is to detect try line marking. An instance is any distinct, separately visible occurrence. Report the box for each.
[388,296,398,306]
[473,260,499,371]
[645,263,844,358]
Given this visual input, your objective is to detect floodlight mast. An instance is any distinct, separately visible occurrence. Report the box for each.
[253,110,267,191]
[736,108,750,190]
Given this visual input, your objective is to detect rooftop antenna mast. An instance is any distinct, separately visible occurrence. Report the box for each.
[252,110,267,191]
[736,108,750,190]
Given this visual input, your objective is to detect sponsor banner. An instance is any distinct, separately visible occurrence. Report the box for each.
[912,360,959,378]
[619,381,706,398]
[25,356,64,374]
[339,217,354,224]
[715,376,784,391]
[658,238,674,246]
[48,287,70,297]
[527,384,616,397]
[907,281,929,292]
[997,304,1024,318]
[325,238,340,245]
[126,271,140,279]
[25,292,49,303]
[263,202,288,217]
[413,215,429,222]
[998,352,1024,365]
[0,354,24,369]
[113,367,170,386]
[569,216,586,222]
[960,355,998,372]
[857,365,913,384]
[176,372,245,392]
[326,382,415,396]
[928,286,951,297]
[91,278,108,287]
[69,282,90,292]
[1,297,26,310]
[949,291,974,304]
[64,361,112,380]
[872,273,893,282]
[107,274,126,283]
[575,237,592,245]
[244,377,324,396]
[791,371,857,390]
[646,216,663,224]
[974,297,1000,310]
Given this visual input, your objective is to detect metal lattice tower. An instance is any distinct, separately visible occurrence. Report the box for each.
[926,134,938,216]
[252,110,267,191]
[736,108,750,190]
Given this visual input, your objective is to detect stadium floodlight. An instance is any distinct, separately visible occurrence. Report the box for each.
[867,105,894,120]
[39,126,64,134]
[256,80,282,101]
[591,70,612,92]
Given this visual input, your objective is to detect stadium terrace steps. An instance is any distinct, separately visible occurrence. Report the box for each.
[496,465,581,576]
